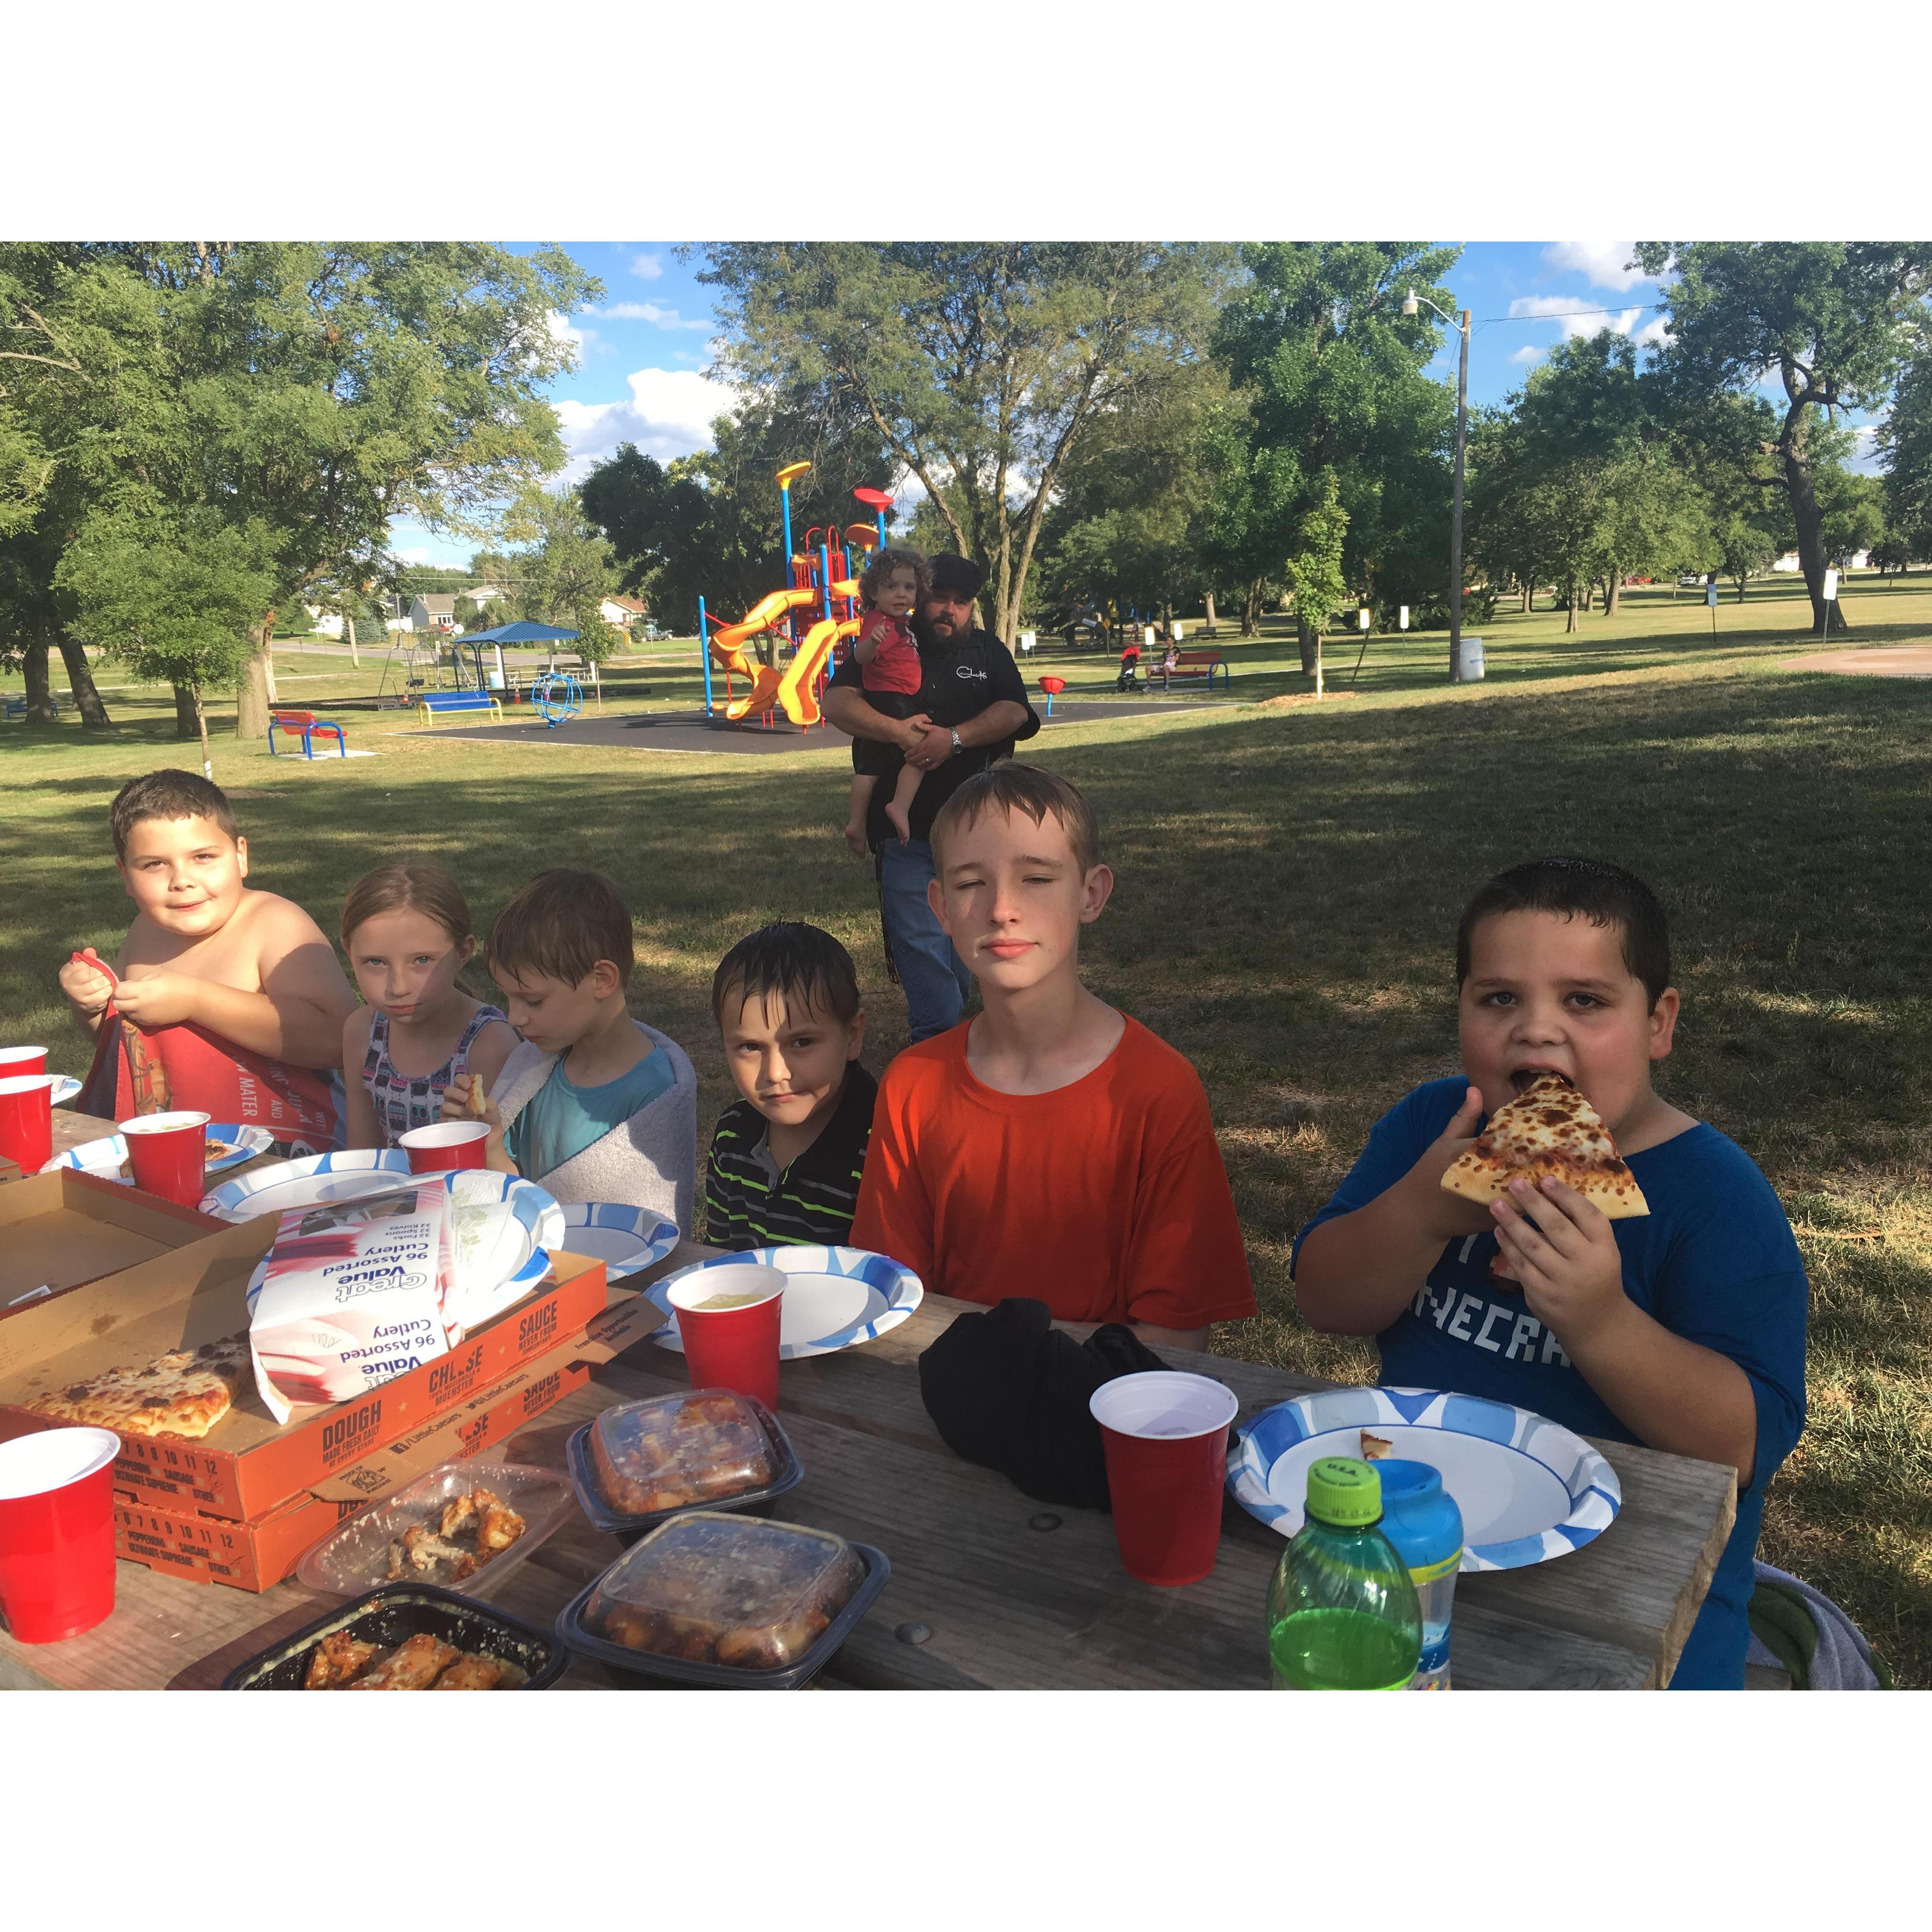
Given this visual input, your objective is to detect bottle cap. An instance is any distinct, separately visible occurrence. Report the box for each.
[1305,1456,1382,1528]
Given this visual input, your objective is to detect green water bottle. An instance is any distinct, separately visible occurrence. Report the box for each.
[1266,1457,1423,1690]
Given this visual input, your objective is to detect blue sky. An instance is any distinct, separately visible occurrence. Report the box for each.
[388,241,1870,568]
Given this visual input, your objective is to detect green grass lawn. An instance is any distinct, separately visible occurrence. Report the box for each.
[5,577,1930,1684]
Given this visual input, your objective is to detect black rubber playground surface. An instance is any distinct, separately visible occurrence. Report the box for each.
[415,700,1233,755]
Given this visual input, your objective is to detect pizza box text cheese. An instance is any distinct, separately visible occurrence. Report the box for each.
[0,1212,625,1521]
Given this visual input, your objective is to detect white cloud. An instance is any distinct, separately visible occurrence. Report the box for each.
[547,310,599,358]
[1541,242,1650,291]
[590,301,710,331]
[392,546,432,565]
[552,366,740,482]
[631,252,664,281]
[1507,296,1658,345]
[1631,314,1670,349]
[1508,343,1545,365]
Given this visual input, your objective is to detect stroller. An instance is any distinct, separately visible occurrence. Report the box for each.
[1115,641,1142,690]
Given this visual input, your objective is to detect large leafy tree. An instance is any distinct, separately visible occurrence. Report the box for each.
[497,485,622,661]
[1880,327,1932,565]
[1636,242,1932,633]
[1205,242,1458,665]
[696,243,1230,640]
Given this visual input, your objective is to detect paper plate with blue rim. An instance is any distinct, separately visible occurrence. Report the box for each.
[644,1245,923,1360]
[1227,1387,1622,1571]
[41,1122,276,1184]
[201,1147,415,1220]
[48,1076,82,1107]
[555,1203,680,1283]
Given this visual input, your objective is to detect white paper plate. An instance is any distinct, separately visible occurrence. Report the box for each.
[48,1076,82,1107]
[40,1122,276,1184]
[443,1170,564,1326]
[644,1245,923,1360]
[556,1203,680,1282]
[201,1148,414,1219]
[1226,1386,1622,1572]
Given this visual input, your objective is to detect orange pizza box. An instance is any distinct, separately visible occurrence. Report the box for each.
[0,1212,618,1521]
[107,1288,673,1592]
[0,1169,229,1317]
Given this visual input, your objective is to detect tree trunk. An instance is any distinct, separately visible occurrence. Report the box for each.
[345,610,358,668]
[1204,591,1217,636]
[1604,575,1621,617]
[1783,420,1850,635]
[1521,583,1532,613]
[1566,588,1580,634]
[192,687,214,781]
[1735,575,1748,603]
[21,636,58,723]
[1297,613,1319,674]
[236,621,275,739]
[54,636,111,728]
[173,683,200,739]
[1240,579,1264,638]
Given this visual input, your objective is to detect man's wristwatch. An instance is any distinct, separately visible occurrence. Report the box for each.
[949,727,963,757]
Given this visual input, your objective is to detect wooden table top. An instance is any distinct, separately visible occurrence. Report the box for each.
[4,1114,1738,1691]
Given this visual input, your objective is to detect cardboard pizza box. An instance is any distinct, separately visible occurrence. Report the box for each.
[0,1156,22,1186]
[0,1212,621,1520]
[108,1288,672,1592]
[0,1169,229,1315]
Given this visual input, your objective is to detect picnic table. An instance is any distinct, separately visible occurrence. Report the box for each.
[4,1110,1738,1690]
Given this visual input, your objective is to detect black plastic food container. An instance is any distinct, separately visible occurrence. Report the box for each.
[221,1584,568,1689]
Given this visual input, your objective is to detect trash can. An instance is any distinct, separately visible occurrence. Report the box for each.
[1453,633,1484,682]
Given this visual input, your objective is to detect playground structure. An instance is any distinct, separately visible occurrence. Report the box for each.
[697,464,895,729]
[373,620,586,712]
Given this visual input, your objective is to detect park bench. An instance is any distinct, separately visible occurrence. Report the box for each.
[1161,648,1230,691]
[416,690,504,726]
[4,694,61,720]
[268,709,349,758]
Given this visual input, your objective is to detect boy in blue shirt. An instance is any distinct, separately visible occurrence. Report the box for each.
[1293,857,1807,1689]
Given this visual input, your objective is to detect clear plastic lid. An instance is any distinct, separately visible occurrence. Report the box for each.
[582,1512,867,1672]
[586,1389,782,1519]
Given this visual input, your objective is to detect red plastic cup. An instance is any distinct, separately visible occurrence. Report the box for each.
[119,1109,212,1206]
[399,1120,490,1173]
[668,1264,785,1411]
[0,1074,57,1173]
[0,1426,121,1643]
[0,1046,47,1078]
[1089,1371,1240,1587]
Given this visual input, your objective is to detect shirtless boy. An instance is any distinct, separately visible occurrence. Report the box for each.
[60,770,357,1154]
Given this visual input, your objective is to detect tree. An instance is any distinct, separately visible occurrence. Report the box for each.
[500,485,621,660]
[1881,331,1932,565]
[56,511,273,777]
[697,243,1230,640]
[1636,242,1932,633]
[1204,243,1459,665]
[1282,470,1349,678]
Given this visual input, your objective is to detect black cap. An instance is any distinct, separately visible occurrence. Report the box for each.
[927,553,985,598]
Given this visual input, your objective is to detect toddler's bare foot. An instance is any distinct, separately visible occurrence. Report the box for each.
[884,799,913,846]
[842,818,869,856]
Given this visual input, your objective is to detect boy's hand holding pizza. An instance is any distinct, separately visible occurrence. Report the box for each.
[440,1071,506,1139]
[1396,1085,1496,1241]
[1489,1174,1629,1346]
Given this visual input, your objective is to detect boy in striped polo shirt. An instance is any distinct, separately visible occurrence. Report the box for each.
[702,923,876,1251]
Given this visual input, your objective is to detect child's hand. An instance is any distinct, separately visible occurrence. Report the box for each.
[60,949,116,1019]
[1402,1085,1495,1240]
[107,972,199,1030]
[441,1073,504,1135]
[1490,1176,1628,1347]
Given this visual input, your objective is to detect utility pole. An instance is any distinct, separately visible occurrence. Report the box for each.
[1401,291,1472,680]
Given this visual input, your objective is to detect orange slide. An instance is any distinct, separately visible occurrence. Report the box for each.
[722,581,863,727]
[708,586,818,683]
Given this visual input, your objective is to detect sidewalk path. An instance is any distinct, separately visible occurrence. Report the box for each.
[1783,644,1932,677]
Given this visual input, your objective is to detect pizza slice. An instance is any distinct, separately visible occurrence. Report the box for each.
[25,1332,252,1440]
[1440,1072,1650,1219]
[1360,1430,1393,1461]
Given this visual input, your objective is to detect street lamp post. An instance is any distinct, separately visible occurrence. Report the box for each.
[1403,288,1472,680]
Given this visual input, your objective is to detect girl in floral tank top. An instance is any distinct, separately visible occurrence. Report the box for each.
[339,862,518,1150]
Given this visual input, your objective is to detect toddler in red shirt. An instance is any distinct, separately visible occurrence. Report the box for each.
[842,546,932,854]
[851,764,1256,1347]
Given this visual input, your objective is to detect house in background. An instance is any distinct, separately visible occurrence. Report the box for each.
[1773,549,1870,572]
[599,594,648,631]
[408,594,460,632]
[300,604,346,638]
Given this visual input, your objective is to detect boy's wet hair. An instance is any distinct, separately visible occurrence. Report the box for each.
[858,546,929,612]
[930,764,1102,876]
[487,869,634,990]
[713,923,861,1028]
[1456,857,1672,1009]
[340,862,475,951]
[109,770,240,862]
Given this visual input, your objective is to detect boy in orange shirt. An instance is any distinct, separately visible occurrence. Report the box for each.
[851,765,1254,1348]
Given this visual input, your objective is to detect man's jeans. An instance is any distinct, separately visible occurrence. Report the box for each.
[879,838,973,1042]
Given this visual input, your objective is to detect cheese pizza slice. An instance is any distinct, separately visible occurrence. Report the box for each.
[1440,1072,1650,1219]
[26,1333,252,1440]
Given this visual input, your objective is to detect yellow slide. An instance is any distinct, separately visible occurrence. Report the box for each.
[779,615,862,726]
[708,586,818,678]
